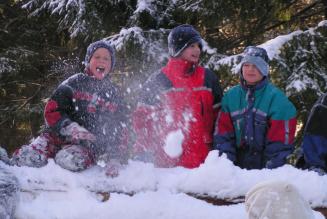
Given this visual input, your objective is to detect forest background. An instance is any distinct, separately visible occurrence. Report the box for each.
[0,0,326,156]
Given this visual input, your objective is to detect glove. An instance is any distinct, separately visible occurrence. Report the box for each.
[60,122,96,143]
[105,159,123,178]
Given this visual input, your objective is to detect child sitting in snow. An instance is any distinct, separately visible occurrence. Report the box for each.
[9,40,128,172]
[214,46,297,170]
[132,24,223,168]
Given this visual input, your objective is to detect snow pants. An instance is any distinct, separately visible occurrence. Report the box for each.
[12,133,95,172]
[0,166,19,219]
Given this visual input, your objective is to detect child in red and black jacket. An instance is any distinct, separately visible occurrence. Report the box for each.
[11,40,128,172]
[132,24,223,168]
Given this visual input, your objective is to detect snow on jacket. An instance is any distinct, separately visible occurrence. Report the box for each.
[302,92,327,170]
[133,58,223,168]
[44,73,127,158]
[214,77,297,169]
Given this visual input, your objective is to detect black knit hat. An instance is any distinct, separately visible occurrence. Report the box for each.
[84,40,115,72]
[168,24,203,57]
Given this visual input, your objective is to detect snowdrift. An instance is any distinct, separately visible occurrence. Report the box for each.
[2,151,327,219]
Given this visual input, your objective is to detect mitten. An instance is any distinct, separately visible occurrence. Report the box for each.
[105,159,123,178]
[60,122,96,142]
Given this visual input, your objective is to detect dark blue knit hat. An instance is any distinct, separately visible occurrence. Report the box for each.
[168,24,203,57]
[240,46,269,76]
[84,40,115,72]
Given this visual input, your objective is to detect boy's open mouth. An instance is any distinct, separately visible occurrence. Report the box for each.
[96,67,105,72]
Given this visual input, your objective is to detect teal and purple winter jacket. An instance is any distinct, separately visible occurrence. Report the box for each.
[214,78,297,169]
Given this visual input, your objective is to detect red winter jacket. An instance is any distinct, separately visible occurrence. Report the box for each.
[133,58,223,168]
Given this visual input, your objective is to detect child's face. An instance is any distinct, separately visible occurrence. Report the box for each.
[89,48,112,80]
[242,63,264,85]
[179,42,201,63]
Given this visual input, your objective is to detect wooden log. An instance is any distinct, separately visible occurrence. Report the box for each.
[20,188,327,217]
[187,193,327,218]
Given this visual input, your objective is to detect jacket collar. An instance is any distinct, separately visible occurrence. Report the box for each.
[162,58,197,78]
[240,76,268,91]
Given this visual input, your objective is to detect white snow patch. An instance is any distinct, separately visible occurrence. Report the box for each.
[165,113,173,124]
[163,130,184,158]
[134,0,156,15]
[287,79,307,91]
[260,30,303,60]
[1,151,326,218]
[318,20,327,27]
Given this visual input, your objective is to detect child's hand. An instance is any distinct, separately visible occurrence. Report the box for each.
[105,159,122,178]
[60,122,96,142]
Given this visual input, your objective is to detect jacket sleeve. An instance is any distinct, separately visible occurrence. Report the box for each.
[44,84,74,135]
[213,96,237,162]
[265,94,297,169]
[302,93,327,170]
[302,134,327,170]
[204,68,223,116]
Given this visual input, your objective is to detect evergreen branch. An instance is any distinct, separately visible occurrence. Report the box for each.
[0,86,42,126]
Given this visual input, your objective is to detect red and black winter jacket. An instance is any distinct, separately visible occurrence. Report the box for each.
[133,58,223,168]
[44,73,127,158]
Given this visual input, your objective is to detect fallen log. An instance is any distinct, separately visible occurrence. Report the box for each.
[20,188,327,217]
[187,193,327,218]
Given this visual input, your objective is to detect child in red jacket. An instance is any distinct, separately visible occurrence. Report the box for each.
[133,24,223,168]
[11,40,128,172]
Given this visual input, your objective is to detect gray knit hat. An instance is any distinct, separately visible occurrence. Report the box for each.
[84,40,115,72]
[240,46,269,76]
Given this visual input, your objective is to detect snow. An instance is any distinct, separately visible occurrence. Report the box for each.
[209,26,316,77]
[211,29,304,76]
[201,39,217,55]
[134,0,156,15]
[288,79,307,91]
[318,20,327,27]
[259,30,303,60]
[163,130,184,158]
[1,150,326,219]
[0,57,14,76]
[107,26,170,67]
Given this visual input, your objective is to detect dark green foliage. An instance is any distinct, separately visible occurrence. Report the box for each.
[0,0,326,155]
[0,0,80,151]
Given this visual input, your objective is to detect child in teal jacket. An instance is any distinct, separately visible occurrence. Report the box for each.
[214,46,297,169]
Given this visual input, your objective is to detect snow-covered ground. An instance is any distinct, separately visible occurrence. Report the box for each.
[1,151,326,219]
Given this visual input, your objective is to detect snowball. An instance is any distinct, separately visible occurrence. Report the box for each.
[163,130,184,158]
